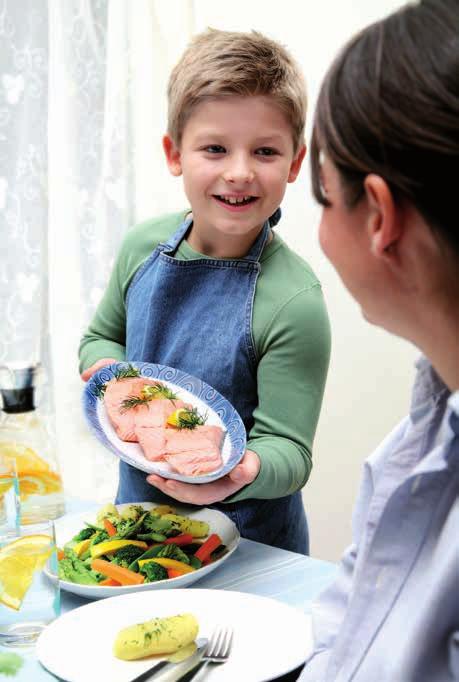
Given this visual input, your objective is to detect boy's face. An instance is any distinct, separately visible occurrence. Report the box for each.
[163,95,305,255]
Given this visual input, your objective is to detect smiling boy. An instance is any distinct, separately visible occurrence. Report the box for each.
[79,29,331,554]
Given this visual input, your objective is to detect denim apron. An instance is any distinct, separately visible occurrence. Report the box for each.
[116,212,309,554]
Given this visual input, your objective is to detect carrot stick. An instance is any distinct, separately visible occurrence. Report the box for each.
[103,518,117,537]
[167,568,185,579]
[163,533,193,546]
[91,558,145,585]
[194,534,222,562]
[99,577,121,586]
[57,548,65,561]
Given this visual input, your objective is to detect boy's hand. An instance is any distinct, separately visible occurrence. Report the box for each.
[80,358,119,382]
[146,449,260,505]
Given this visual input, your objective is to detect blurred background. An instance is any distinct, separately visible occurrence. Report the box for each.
[1,0,416,561]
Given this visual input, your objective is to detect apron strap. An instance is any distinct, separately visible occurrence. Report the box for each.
[159,207,281,263]
[241,208,281,263]
[160,215,193,254]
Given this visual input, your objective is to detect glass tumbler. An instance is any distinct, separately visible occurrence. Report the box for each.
[0,455,20,537]
[0,519,60,646]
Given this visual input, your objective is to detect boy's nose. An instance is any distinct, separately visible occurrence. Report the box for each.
[222,157,255,184]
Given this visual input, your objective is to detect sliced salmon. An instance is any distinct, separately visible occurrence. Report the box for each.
[134,399,191,429]
[136,424,224,475]
[104,377,161,442]
[136,428,168,461]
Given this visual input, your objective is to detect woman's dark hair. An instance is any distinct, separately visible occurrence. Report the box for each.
[310,0,459,254]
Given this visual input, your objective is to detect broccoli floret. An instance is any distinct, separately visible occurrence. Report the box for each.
[142,513,181,537]
[72,527,96,542]
[139,562,168,582]
[58,550,100,585]
[90,529,109,546]
[114,518,136,535]
[155,543,190,564]
[111,545,146,569]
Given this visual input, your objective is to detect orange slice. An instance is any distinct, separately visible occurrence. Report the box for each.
[18,470,63,500]
[0,443,50,473]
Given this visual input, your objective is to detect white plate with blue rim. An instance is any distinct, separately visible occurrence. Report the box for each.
[83,361,246,483]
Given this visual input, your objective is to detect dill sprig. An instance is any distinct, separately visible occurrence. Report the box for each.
[141,384,178,401]
[114,364,141,380]
[175,407,207,430]
[93,364,140,399]
[120,395,151,411]
[120,382,178,412]
[93,378,108,398]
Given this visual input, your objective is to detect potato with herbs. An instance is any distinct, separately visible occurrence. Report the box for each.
[113,613,199,660]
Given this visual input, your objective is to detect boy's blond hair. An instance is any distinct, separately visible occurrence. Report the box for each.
[167,28,307,154]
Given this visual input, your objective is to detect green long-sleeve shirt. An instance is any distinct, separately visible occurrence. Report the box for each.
[79,210,331,502]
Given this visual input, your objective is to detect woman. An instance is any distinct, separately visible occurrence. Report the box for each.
[300,0,458,680]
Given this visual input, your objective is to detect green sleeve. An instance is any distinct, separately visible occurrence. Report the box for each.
[224,284,331,502]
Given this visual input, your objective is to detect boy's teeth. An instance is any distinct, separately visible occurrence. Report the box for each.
[219,195,252,204]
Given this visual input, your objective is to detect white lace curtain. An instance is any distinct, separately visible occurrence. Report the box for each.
[1,0,193,500]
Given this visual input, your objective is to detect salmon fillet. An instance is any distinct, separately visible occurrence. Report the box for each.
[137,424,224,475]
[134,399,191,429]
[166,449,223,476]
[104,377,163,442]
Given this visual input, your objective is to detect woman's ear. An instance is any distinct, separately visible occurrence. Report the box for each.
[364,174,401,261]
[163,135,182,177]
[287,144,307,183]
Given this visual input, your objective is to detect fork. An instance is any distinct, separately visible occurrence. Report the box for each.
[184,626,233,681]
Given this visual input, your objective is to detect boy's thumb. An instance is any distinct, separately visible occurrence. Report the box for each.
[229,466,247,484]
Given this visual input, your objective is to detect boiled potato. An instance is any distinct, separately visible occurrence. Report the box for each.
[161,514,209,538]
[113,613,199,661]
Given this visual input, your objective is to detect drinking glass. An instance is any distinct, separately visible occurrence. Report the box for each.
[0,455,20,537]
[0,519,60,646]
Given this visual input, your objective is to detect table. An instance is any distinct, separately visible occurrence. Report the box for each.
[3,501,338,681]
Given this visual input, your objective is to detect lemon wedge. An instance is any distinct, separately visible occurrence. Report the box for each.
[166,408,189,428]
[0,534,54,610]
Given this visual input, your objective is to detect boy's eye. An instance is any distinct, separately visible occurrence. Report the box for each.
[255,147,278,156]
[204,145,226,154]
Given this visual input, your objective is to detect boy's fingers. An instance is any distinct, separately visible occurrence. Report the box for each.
[146,474,241,505]
[80,357,118,381]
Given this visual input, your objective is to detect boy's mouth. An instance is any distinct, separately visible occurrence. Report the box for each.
[213,195,258,207]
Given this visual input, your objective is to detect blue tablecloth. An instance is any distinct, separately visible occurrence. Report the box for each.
[2,500,338,681]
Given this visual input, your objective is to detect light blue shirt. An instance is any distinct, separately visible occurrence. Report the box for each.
[300,357,459,681]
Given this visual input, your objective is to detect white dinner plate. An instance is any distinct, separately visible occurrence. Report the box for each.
[83,362,247,483]
[37,589,313,682]
[53,503,240,599]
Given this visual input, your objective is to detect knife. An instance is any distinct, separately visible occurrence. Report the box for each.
[128,638,208,682]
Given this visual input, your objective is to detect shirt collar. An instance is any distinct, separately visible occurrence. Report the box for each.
[410,355,448,420]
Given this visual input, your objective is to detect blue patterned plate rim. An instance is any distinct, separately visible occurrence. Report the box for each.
[82,361,246,483]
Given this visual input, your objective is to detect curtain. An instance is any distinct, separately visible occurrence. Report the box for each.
[2,0,194,502]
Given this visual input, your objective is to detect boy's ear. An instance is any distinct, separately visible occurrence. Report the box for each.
[364,174,401,261]
[287,144,307,183]
[163,135,182,177]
